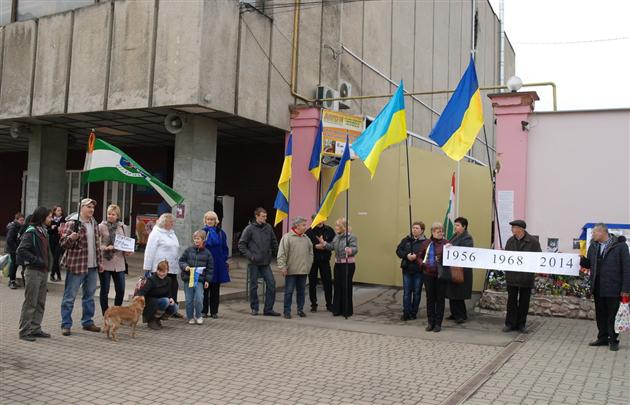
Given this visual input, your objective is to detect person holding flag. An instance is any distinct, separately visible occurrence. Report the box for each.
[179,230,214,325]
[418,222,450,332]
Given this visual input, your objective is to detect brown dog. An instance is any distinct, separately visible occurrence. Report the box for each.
[103,296,146,341]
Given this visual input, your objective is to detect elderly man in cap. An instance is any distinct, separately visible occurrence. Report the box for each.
[580,223,630,351]
[59,198,103,336]
[502,220,541,333]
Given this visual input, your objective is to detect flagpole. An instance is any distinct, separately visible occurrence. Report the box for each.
[344,136,350,320]
[344,186,349,320]
[404,138,413,235]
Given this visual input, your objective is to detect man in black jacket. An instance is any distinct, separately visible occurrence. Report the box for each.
[503,220,541,333]
[396,221,426,321]
[305,217,335,312]
[16,207,52,341]
[580,223,630,351]
[6,212,25,289]
[238,208,280,316]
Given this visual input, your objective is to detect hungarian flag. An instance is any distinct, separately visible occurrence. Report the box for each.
[82,131,184,207]
[443,172,456,240]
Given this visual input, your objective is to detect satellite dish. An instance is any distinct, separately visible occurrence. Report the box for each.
[164,114,186,134]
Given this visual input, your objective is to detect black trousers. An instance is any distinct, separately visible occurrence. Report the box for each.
[594,292,620,344]
[203,282,221,315]
[332,263,355,317]
[51,244,63,279]
[9,252,19,282]
[505,286,531,329]
[425,276,447,327]
[449,299,468,321]
[167,273,178,302]
[309,260,332,308]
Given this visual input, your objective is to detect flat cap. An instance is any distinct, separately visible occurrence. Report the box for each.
[509,219,527,229]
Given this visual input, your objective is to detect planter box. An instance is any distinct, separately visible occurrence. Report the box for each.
[479,290,595,320]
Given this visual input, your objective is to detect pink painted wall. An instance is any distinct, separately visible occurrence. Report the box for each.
[285,107,320,228]
[526,109,630,252]
[489,92,539,247]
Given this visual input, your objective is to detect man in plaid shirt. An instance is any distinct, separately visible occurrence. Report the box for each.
[59,198,103,336]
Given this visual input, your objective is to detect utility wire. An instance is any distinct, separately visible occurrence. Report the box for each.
[241,16,293,88]
[516,36,630,45]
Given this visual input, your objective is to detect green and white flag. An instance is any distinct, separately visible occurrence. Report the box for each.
[82,133,184,207]
[443,172,455,240]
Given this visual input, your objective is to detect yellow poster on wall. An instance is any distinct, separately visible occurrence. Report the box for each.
[321,110,365,162]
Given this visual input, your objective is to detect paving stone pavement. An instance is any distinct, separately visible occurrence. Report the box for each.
[1,282,627,405]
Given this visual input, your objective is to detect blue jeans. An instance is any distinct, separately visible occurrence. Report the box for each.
[248,264,276,313]
[284,274,307,315]
[402,271,423,317]
[61,267,98,329]
[183,282,204,320]
[156,297,179,315]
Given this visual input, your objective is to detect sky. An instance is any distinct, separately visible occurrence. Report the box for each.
[488,0,630,111]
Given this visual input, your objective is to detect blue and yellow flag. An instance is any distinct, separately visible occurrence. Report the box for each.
[308,119,324,180]
[429,57,484,161]
[188,267,205,288]
[352,81,407,178]
[311,139,351,228]
[273,134,293,226]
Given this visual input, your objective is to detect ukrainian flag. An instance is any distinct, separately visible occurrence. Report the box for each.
[308,119,323,180]
[311,139,351,228]
[429,57,484,161]
[352,81,407,178]
[273,134,292,226]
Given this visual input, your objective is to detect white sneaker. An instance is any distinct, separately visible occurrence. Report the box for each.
[188,319,196,325]
[196,318,203,325]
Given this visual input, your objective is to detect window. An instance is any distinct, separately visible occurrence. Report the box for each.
[16,0,94,22]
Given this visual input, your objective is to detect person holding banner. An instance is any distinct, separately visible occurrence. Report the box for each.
[503,220,542,334]
[98,204,131,315]
[446,217,474,324]
[179,230,214,325]
[580,223,630,352]
[396,221,426,321]
[418,223,450,332]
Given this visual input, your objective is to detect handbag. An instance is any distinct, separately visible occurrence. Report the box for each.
[450,266,465,284]
[614,297,630,334]
[437,263,451,281]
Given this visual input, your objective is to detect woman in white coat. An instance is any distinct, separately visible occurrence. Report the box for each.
[143,213,181,316]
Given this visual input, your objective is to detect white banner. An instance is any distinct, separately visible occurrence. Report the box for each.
[113,235,136,253]
[443,246,580,276]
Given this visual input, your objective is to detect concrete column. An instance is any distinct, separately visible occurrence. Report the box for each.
[287,107,320,228]
[172,115,217,246]
[488,91,539,247]
[25,127,68,215]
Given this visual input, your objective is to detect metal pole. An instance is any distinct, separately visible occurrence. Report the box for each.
[344,187,349,320]
[404,139,413,234]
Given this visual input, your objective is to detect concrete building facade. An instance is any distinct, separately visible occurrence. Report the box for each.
[0,0,515,282]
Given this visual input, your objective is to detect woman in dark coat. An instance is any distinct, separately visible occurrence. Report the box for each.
[48,206,65,282]
[418,222,450,332]
[446,217,474,323]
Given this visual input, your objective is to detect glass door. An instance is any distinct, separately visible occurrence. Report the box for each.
[103,181,134,225]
